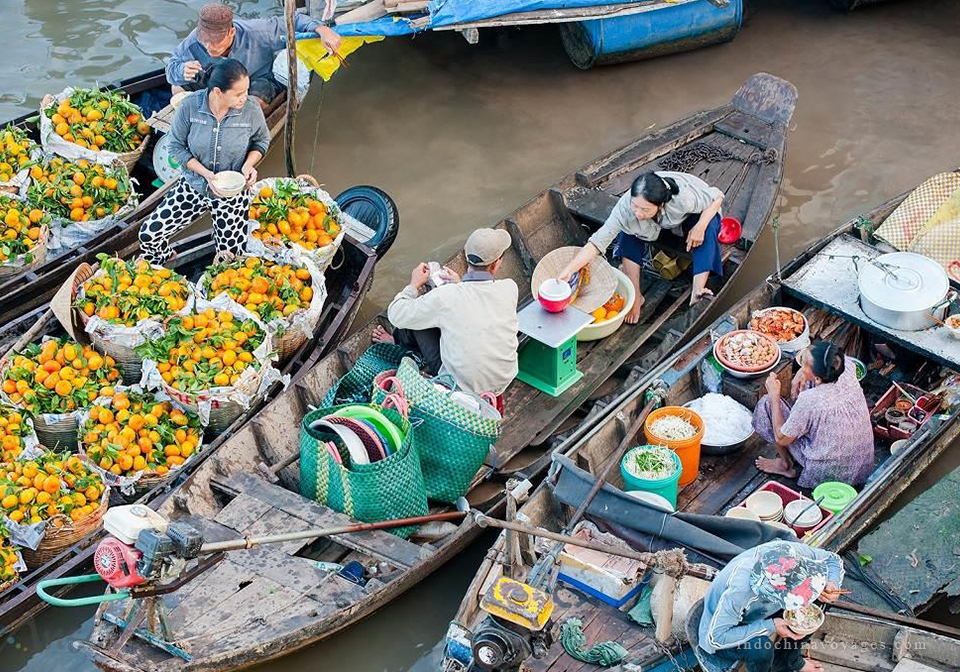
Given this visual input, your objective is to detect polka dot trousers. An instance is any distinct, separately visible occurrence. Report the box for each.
[138,179,251,265]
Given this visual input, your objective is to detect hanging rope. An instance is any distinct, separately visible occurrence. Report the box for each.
[559,618,629,667]
[283,0,299,177]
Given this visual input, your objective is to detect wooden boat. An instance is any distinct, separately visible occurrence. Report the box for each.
[442,185,960,671]
[0,230,380,636]
[77,72,795,672]
[0,69,290,325]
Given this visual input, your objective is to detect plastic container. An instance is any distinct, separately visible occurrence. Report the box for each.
[752,481,833,537]
[812,482,857,514]
[537,278,574,313]
[718,217,742,245]
[643,406,704,487]
[578,267,637,341]
[212,171,246,198]
[620,446,683,508]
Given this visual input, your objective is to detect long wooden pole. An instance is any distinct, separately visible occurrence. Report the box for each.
[284,0,299,177]
[831,601,960,640]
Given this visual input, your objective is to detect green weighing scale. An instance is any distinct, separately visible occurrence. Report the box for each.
[516,301,594,397]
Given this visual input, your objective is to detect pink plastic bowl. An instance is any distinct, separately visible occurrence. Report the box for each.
[538,279,573,313]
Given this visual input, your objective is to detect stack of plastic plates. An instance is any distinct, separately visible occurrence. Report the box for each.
[309,405,407,468]
[783,499,823,528]
[744,491,784,523]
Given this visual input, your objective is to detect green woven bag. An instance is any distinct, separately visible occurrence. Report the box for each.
[321,343,409,407]
[371,357,501,504]
[299,401,428,538]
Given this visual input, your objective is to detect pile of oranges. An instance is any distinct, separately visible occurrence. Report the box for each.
[0,126,37,183]
[0,194,48,266]
[203,257,314,322]
[26,157,132,223]
[1,339,121,415]
[0,451,105,525]
[249,183,341,252]
[45,88,150,154]
[136,308,267,393]
[80,390,202,478]
[0,405,31,461]
[590,292,626,323]
[78,255,190,326]
[0,525,18,587]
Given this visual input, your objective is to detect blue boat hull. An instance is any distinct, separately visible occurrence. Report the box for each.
[559,0,743,69]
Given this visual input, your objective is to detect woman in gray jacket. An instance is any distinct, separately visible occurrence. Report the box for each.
[139,58,270,264]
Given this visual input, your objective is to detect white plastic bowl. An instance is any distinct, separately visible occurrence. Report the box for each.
[578,266,636,342]
[725,507,761,522]
[783,498,823,528]
[212,171,246,198]
[624,490,674,512]
[751,307,810,355]
[745,491,784,520]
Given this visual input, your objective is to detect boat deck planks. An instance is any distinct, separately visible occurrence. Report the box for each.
[212,472,430,570]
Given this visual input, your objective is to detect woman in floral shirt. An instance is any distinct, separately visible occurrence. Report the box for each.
[698,541,845,672]
[752,341,875,488]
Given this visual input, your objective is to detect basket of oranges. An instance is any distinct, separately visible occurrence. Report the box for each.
[0,338,121,450]
[40,87,151,171]
[199,254,325,362]
[0,194,50,280]
[0,523,22,593]
[78,387,203,497]
[247,176,351,273]
[0,450,108,569]
[0,125,39,196]
[74,255,194,382]
[136,301,276,434]
[26,156,136,255]
[0,404,40,462]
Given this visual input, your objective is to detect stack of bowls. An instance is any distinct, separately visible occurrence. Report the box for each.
[744,491,785,523]
[783,498,824,533]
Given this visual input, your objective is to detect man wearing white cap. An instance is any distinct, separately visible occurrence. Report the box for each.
[375,228,519,404]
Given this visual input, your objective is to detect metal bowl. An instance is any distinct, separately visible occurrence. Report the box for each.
[683,400,754,455]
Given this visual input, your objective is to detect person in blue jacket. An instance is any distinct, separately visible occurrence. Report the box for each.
[166,3,341,109]
[698,540,845,672]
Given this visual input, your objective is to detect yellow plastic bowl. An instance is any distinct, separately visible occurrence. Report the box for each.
[577,266,636,341]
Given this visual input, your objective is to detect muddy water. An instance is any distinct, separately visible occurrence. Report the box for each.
[2,0,960,669]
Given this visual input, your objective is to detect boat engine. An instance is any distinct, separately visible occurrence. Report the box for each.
[94,505,203,589]
[468,577,554,672]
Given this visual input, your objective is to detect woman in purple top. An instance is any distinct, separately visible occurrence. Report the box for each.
[753,341,875,488]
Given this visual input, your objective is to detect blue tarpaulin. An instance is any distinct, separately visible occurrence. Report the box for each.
[335,0,688,36]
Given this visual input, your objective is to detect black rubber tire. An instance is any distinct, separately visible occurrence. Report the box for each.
[334,185,400,260]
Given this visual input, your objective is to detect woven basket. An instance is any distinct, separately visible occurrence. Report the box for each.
[0,223,49,280]
[276,328,308,363]
[33,413,80,452]
[40,95,148,173]
[76,309,141,383]
[161,365,265,436]
[20,496,108,569]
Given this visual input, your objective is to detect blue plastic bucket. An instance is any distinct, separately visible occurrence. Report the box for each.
[620,446,683,508]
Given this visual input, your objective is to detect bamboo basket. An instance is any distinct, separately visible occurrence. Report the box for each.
[276,327,308,363]
[20,495,108,569]
[161,365,266,436]
[0,223,49,280]
[40,94,149,173]
[33,413,80,452]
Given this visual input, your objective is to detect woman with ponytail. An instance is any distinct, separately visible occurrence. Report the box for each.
[752,341,875,488]
[559,171,725,321]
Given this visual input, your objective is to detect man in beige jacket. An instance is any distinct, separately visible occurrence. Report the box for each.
[374,229,519,403]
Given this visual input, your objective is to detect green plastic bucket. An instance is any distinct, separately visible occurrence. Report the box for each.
[620,446,683,508]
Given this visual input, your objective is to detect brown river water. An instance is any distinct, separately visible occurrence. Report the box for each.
[1,0,960,669]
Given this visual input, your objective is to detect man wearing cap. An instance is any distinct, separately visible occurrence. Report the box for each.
[166,3,342,108]
[698,540,844,672]
[376,228,519,401]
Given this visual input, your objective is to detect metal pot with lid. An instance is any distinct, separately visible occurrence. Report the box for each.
[858,252,949,331]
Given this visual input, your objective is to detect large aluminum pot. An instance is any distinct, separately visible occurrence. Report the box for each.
[858,252,949,331]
